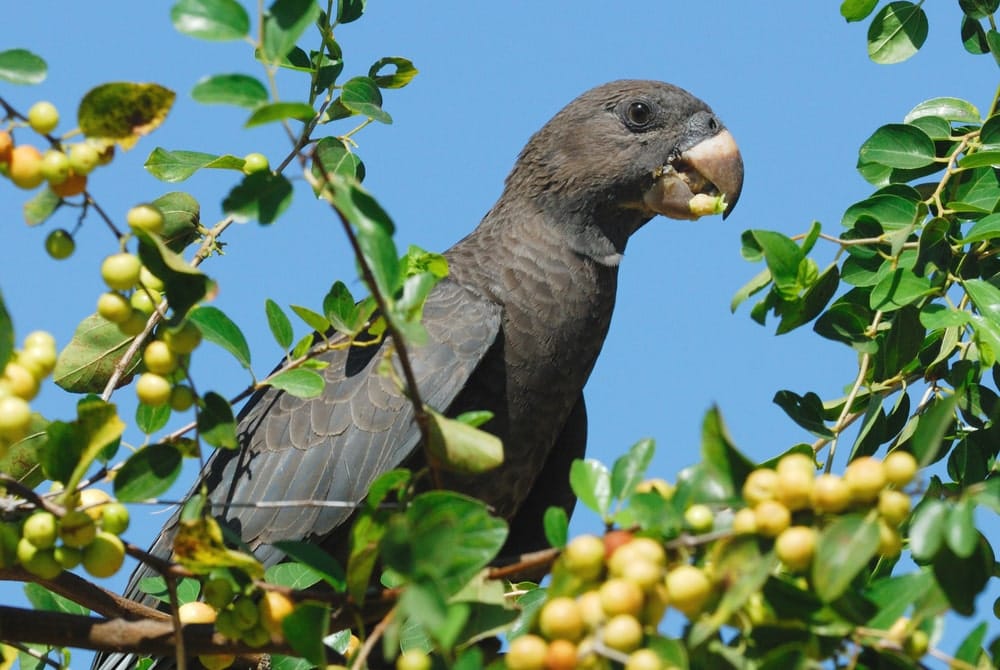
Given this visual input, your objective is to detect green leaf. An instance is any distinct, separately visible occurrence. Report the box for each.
[0,49,46,85]
[336,0,366,23]
[272,540,346,590]
[730,267,771,313]
[842,193,919,231]
[136,402,170,434]
[265,561,323,590]
[867,2,928,64]
[267,368,325,399]
[53,314,141,393]
[700,406,755,495]
[425,408,504,474]
[41,397,124,489]
[191,74,268,108]
[114,443,182,501]
[964,277,1000,341]
[197,391,237,449]
[869,268,933,311]
[244,101,316,127]
[262,0,321,63]
[954,622,988,665]
[311,137,365,184]
[290,305,330,334]
[959,212,1000,243]
[981,114,1000,146]
[747,230,802,293]
[381,491,506,592]
[570,458,612,517]
[136,230,212,319]
[959,0,1000,20]
[961,15,991,55]
[323,281,361,334]
[171,0,250,40]
[864,569,935,629]
[265,299,293,350]
[23,188,61,226]
[909,497,947,561]
[340,76,392,124]
[368,57,418,89]
[282,602,330,667]
[958,149,1000,168]
[908,114,952,140]
[610,438,655,500]
[909,394,956,466]
[543,506,569,548]
[78,82,175,149]
[136,575,200,604]
[188,306,251,369]
[776,264,840,334]
[932,537,993,616]
[154,191,202,252]
[905,97,981,124]
[0,415,48,489]
[222,172,293,224]
[812,513,880,601]
[324,177,400,298]
[24,583,89,616]
[347,510,385,604]
[919,304,970,330]
[859,123,936,169]
[144,148,244,183]
[945,497,978,558]
[0,290,13,369]
[773,390,834,438]
[840,0,878,21]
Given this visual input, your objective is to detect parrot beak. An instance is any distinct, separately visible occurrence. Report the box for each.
[642,129,744,220]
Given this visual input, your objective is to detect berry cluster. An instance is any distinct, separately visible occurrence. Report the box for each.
[509,533,694,670]
[0,330,57,450]
[506,450,921,670]
[0,488,129,581]
[93,203,203,408]
[733,451,917,569]
[0,101,116,258]
[177,585,300,670]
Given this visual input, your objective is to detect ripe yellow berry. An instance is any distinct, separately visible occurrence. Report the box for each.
[143,340,178,375]
[684,503,715,533]
[665,564,712,618]
[753,500,791,537]
[136,372,171,407]
[877,489,911,526]
[40,150,71,184]
[731,507,758,534]
[774,525,817,572]
[625,649,663,670]
[599,577,644,617]
[127,204,165,234]
[101,253,142,291]
[7,144,44,189]
[811,473,851,514]
[81,530,125,578]
[563,534,606,581]
[506,634,547,670]
[27,101,59,134]
[59,510,97,548]
[883,451,918,488]
[258,591,295,639]
[97,292,133,324]
[538,597,584,641]
[0,396,32,441]
[602,613,643,652]
[844,456,887,504]
[776,468,814,512]
[3,361,40,400]
[742,468,779,506]
[634,478,674,499]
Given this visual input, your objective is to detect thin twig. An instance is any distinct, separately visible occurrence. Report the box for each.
[350,606,396,670]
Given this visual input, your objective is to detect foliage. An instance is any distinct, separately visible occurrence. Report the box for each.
[0,1,996,670]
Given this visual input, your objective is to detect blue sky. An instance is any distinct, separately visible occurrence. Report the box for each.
[1,1,997,666]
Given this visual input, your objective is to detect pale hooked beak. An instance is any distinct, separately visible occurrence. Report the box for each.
[642,129,744,221]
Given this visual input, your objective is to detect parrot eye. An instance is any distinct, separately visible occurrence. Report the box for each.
[623,101,655,129]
